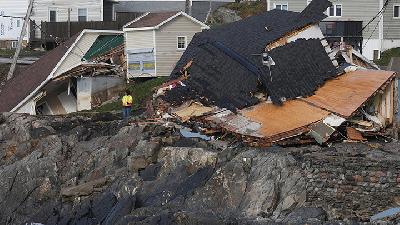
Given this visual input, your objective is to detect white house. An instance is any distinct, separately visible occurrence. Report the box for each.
[123,11,209,78]
[0,0,29,49]
[30,0,117,40]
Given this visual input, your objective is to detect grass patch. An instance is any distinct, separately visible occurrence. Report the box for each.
[93,77,168,113]
[225,1,267,18]
[374,47,400,66]
[0,49,45,58]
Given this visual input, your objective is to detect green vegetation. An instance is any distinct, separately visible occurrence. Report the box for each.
[374,47,400,66]
[225,1,267,18]
[0,49,45,58]
[93,77,168,113]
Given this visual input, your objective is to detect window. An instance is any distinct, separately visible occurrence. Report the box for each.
[394,5,400,18]
[49,9,57,22]
[129,61,141,71]
[16,19,20,28]
[373,50,380,61]
[177,36,187,50]
[78,8,88,22]
[274,3,288,10]
[327,4,342,17]
[143,61,155,71]
[11,41,18,49]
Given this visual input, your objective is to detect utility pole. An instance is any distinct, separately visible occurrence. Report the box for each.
[7,0,34,80]
[67,8,71,38]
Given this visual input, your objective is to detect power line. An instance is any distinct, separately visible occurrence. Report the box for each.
[362,0,390,49]
[360,0,390,33]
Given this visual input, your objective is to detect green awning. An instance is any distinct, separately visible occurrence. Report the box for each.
[83,35,124,61]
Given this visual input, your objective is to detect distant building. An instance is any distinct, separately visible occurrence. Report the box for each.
[267,0,400,61]
[0,0,29,49]
[114,0,232,23]
[123,11,209,78]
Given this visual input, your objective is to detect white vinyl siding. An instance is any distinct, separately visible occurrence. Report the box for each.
[30,0,103,38]
[53,32,100,77]
[31,0,102,22]
[0,0,29,41]
[155,15,203,77]
[125,30,154,50]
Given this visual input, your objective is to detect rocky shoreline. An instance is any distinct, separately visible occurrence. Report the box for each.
[1,113,400,224]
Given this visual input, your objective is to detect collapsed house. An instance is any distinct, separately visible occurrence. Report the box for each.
[154,0,398,146]
[0,30,126,115]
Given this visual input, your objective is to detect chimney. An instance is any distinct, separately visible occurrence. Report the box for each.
[185,0,192,16]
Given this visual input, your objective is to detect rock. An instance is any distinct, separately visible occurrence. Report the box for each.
[127,156,149,172]
[61,177,109,197]
[103,196,136,225]
[211,7,242,24]
[2,113,400,224]
[283,207,328,224]
[139,163,162,181]
[158,147,218,175]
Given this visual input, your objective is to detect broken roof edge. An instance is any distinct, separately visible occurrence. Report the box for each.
[10,31,86,112]
[123,11,210,31]
[302,70,397,118]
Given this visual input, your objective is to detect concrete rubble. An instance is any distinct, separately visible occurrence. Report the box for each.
[1,113,400,224]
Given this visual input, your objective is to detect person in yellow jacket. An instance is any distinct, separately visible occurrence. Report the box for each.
[122,90,133,121]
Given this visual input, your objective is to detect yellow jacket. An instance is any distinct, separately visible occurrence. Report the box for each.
[122,95,133,107]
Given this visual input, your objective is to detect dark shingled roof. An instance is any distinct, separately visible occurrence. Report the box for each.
[125,12,178,28]
[166,0,337,109]
[0,35,79,112]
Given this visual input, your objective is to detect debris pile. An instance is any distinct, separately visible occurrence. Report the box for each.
[153,0,398,146]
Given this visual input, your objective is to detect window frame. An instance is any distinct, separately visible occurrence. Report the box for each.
[394,5,400,19]
[327,4,342,17]
[49,9,57,22]
[274,2,289,11]
[78,8,88,22]
[177,36,187,51]
[11,41,18,49]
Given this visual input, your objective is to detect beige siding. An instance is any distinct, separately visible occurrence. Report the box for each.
[53,32,99,77]
[125,30,154,50]
[155,16,203,77]
[383,0,400,39]
[270,0,380,39]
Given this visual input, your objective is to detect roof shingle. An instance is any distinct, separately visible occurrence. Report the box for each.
[125,12,178,28]
[166,0,336,109]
